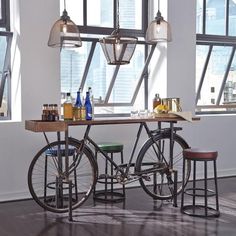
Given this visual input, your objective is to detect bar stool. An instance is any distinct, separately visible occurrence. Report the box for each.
[181,148,220,217]
[44,148,78,204]
[94,142,125,203]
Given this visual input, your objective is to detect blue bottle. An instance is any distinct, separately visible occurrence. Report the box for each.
[74,88,83,120]
[84,91,92,120]
[75,88,82,107]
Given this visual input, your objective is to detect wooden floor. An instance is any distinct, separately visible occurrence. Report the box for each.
[1,177,236,236]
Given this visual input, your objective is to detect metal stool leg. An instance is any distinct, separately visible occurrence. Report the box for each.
[193,160,196,215]
[44,155,48,202]
[204,161,208,217]
[93,149,98,199]
[121,150,125,198]
[111,153,114,199]
[173,169,178,207]
[104,157,108,201]
[73,154,78,202]
[68,180,73,222]
[181,158,186,211]
[214,160,220,212]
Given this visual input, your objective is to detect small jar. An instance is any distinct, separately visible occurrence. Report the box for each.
[42,104,49,121]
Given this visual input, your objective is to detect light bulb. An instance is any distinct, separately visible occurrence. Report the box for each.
[115,38,121,51]
[156,23,161,33]
[116,42,121,51]
[62,23,67,34]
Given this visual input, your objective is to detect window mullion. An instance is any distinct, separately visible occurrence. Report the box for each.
[83,0,87,26]
[202,0,206,34]
[195,44,213,105]
[0,33,12,108]
[80,41,97,91]
[131,44,155,105]
[226,0,229,36]
[104,65,120,103]
[216,47,236,105]
[142,0,148,36]
[114,0,117,29]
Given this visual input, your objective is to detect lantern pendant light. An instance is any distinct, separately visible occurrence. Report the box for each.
[146,0,171,44]
[99,0,137,65]
[48,0,82,48]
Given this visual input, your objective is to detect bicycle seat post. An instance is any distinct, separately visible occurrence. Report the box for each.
[124,123,144,176]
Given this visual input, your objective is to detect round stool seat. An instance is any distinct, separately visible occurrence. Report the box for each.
[98,142,123,153]
[183,148,218,161]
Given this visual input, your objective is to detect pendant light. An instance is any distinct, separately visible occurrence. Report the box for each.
[99,0,137,65]
[146,0,171,44]
[48,0,82,48]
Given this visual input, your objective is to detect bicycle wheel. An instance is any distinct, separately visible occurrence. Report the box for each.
[135,133,190,200]
[28,139,97,213]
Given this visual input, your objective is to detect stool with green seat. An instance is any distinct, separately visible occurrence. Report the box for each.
[94,142,125,203]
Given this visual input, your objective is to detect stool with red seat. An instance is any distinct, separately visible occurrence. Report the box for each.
[181,148,220,217]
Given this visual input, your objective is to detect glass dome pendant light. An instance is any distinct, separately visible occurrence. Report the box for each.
[48,0,82,48]
[146,0,171,43]
[99,0,137,65]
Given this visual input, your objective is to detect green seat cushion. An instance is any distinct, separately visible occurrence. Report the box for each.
[98,142,123,153]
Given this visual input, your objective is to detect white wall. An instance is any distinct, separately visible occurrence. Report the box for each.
[0,0,61,201]
[0,0,235,202]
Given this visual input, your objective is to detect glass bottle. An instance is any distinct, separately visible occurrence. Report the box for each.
[42,104,49,121]
[84,91,92,120]
[63,92,73,120]
[80,96,86,120]
[48,104,54,121]
[53,104,59,121]
[74,88,82,120]
[153,93,161,110]
[88,87,94,119]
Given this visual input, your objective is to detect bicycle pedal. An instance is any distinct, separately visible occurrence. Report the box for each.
[98,174,110,179]
[142,175,151,181]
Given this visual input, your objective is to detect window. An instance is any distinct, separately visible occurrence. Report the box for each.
[60,0,150,116]
[0,0,12,119]
[196,0,236,114]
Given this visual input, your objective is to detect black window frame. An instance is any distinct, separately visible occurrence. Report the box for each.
[0,0,12,120]
[0,0,9,29]
[196,0,236,114]
[61,0,155,117]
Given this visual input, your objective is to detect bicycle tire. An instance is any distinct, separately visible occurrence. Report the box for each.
[135,133,190,200]
[28,139,97,213]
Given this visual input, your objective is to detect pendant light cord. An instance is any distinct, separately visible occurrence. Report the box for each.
[116,0,120,30]
[64,0,66,10]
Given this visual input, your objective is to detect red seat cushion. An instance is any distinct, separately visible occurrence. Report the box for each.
[183,148,218,161]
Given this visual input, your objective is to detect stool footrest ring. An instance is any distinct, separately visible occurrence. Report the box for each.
[93,191,125,203]
[181,204,220,217]
[184,187,216,197]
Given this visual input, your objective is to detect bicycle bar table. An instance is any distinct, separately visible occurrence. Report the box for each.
[25,113,200,218]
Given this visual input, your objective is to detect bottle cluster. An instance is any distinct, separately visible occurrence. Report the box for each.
[41,104,59,121]
[63,87,94,121]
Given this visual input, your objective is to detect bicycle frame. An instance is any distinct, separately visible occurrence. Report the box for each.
[69,121,176,184]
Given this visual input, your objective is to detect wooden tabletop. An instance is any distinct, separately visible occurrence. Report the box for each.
[25,113,200,133]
